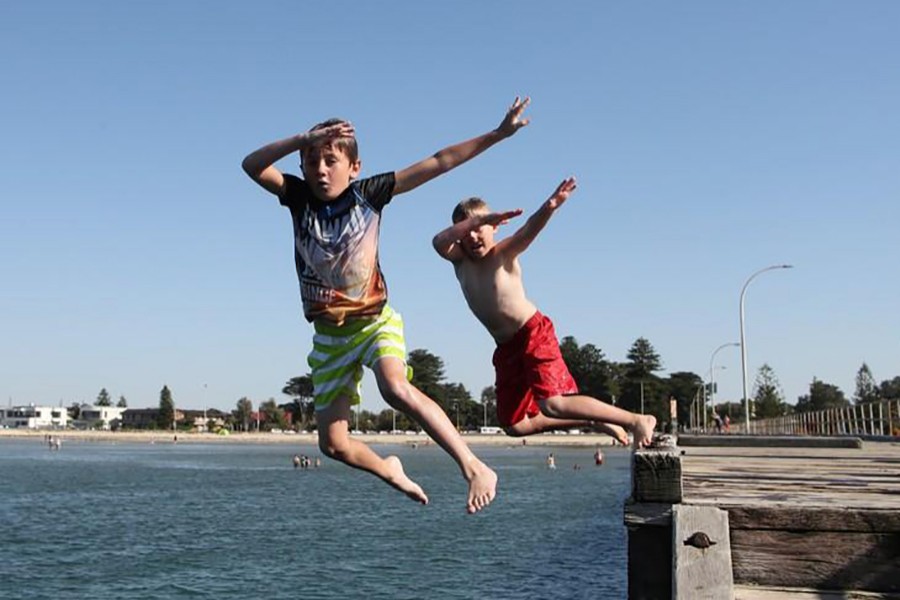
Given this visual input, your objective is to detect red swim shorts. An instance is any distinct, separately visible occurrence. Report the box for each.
[492,311,578,427]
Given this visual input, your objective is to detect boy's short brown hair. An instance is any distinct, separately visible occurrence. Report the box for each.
[452,197,488,223]
[303,118,358,163]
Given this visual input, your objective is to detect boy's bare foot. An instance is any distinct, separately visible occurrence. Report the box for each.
[593,422,630,446]
[384,455,428,505]
[465,461,498,514]
[631,414,657,449]
[607,424,630,446]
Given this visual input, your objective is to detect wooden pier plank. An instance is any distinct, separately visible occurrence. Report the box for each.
[734,585,899,599]
[680,442,900,593]
[681,445,900,510]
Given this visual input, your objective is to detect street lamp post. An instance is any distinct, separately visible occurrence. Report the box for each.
[708,342,739,426]
[740,264,793,434]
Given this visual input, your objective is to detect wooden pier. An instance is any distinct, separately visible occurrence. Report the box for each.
[625,435,900,599]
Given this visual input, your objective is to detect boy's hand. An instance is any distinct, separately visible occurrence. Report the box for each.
[483,209,524,228]
[497,96,531,138]
[547,177,577,209]
[304,121,355,147]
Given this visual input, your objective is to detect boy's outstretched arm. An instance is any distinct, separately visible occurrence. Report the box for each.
[432,210,523,262]
[500,177,577,257]
[241,122,355,195]
[394,97,530,196]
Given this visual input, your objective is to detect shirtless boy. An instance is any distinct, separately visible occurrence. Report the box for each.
[433,177,656,446]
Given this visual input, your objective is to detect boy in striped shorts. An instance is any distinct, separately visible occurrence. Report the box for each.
[242,97,531,513]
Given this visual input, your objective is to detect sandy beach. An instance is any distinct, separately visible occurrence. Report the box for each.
[0,428,622,447]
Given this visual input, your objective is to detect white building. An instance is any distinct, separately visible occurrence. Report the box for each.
[1,405,69,429]
[76,405,126,430]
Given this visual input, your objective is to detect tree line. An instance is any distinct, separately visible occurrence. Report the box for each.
[263,338,899,432]
[78,339,899,432]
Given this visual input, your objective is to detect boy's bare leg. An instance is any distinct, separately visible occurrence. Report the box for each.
[372,357,497,514]
[537,395,656,448]
[505,413,629,445]
[317,397,428,505]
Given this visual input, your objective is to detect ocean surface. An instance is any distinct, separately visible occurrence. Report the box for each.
[0,438,630,600]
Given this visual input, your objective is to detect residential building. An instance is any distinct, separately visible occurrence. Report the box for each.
[74,404,127,430]
[0,405,69,429]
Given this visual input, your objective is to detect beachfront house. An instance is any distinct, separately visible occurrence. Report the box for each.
[74,404,127,430]
[121,408,185,430]
[181,409,227,433]
[0,405,69,429]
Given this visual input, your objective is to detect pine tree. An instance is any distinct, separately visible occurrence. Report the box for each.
[753,364,786,419]
[158,385,175,429]
[853,363,880,404]
[96,388,112,407]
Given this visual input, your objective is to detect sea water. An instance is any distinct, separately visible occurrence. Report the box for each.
[0,439,629,599]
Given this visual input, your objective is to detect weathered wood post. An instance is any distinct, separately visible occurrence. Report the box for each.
[625,436,682,600]
[626,436,736,600]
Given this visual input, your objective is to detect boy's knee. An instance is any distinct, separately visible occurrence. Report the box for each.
[378,377,414,408]
[503,425,526,438]
[318,432,348,460]
[538,396,565,418]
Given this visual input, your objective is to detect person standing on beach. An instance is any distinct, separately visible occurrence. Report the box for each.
[432,178,657,447]
[242,97,531,513]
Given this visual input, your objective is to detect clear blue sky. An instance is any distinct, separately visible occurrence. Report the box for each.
[2,1,898,413]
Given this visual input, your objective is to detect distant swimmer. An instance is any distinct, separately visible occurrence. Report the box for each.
[594,447,603,466]
[546,453,556,470]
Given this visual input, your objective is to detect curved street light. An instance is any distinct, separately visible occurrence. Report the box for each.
[740,264,793,433]
[708,342,739,426]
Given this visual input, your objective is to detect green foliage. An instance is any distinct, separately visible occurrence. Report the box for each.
[444,382,481,430]
[880,376,900,400]
[260,398,288,431]
[234,397,253,432]
[408,349,448,409]
[282,375,315,430]
[853,363,880,404]
[158,385,175,429]
[796,378,849,412]
[117,395,127,408]
[282,375,314,400]
[753,364,788,419]
[625,337,663,379]
[96,388,112,407]
[665,371,704,427]
[559,336,615,401]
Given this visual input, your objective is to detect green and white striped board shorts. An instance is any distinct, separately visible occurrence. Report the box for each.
[308,305,408,410]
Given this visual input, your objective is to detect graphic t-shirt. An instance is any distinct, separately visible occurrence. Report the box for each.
[279,172,395,325]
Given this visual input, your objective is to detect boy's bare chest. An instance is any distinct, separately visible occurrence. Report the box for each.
[456,256,523,306]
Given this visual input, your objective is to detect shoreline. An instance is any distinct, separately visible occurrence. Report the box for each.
[0,428,622,448]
